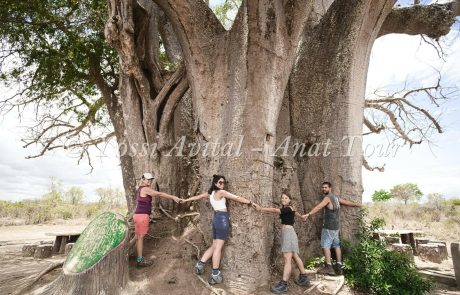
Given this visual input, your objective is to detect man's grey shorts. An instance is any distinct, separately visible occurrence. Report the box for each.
[321,228,340,248]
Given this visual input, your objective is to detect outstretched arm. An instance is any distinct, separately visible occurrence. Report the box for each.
[302,197,330,219]
[339,197,362,207]
[182,192,209,202]
[144,187,181,203]
[253,203,281,214]
[220,190,252,205]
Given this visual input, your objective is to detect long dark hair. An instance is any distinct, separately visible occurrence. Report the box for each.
[281,190,293,208]
[208,174,226,194]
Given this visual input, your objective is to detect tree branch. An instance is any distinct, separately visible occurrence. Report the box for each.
[362,156,385,172]
[152,0,226,63]
[378,1,460,39]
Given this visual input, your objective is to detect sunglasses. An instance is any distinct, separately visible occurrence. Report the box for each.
[217,181,226,185]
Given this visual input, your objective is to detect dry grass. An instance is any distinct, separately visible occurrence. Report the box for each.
[0,200,127,226]
[367,201,460,244]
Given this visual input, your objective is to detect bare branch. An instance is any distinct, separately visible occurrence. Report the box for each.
[362,156,385,172]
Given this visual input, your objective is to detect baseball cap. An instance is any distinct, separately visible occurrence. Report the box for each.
[142,172,155,180]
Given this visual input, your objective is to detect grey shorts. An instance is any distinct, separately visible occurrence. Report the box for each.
[281,227,300,253]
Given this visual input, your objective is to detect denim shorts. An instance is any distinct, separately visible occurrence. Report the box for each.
[212,211,230,240]
[321,228,341,248]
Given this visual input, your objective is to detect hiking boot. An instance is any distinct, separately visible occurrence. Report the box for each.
[317,263,336,276]
[271,281,288,294]
[208,271,223,285]
[334,263,344,275]
[294,273,310,286]
[193,261,205,275]
[136,257,153,268]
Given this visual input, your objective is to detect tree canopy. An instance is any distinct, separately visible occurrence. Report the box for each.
[390,183,423,204]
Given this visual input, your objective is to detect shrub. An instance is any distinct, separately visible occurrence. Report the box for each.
[86,203,102,218]
[343,209,432,295]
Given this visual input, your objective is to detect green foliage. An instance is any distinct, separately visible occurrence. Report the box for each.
[449,198,460,206]
[343,209,432,295]
[65,186,85,205]
[389,183,423,205]
[95,187,126,208]
[211,0,241,29]
[0,0,116,157]
[304,256,324,270]
[372,189,391,202]
[86,203,102,218]
[41,177,63,205]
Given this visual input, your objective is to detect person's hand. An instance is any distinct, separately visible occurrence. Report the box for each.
[173,196,181,203]
[302,213,310,221]
[252,203,261,211]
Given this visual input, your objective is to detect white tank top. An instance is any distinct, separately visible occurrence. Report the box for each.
[209,191,227,211]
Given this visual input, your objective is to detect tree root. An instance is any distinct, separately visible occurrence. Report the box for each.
[159,203,200,222]
[13,261,64,295]
[193,273,227,295]
[182,237,201,259]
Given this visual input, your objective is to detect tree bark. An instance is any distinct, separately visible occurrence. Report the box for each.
[288,0,394,247]
[40,212,129,295]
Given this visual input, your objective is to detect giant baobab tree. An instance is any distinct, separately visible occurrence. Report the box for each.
[1,0,459,293]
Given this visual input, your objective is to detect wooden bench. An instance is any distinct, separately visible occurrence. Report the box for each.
[374,230,424,255]
[46,232,81,254]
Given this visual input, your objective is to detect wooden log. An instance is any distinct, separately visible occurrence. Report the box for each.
[451,243,460,288]
[22,244,38,257]
[34,245,53,259]
[52,236,62,254]
[59,236,69,254]
[39,212,129,295]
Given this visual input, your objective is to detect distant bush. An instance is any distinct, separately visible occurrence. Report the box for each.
[343,210,432,295]
[449,198,460,206]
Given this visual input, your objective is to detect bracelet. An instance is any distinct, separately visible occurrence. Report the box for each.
[248,201,253,206]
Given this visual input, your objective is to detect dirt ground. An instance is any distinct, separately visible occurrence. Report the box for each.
[0,218,459,295]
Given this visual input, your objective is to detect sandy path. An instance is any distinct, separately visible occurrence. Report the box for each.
[0,221,88,244]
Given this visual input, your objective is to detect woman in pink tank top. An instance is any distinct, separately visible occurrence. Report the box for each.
[132,172,182,267]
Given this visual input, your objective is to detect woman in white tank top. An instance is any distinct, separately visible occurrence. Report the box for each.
[182,174,253,285]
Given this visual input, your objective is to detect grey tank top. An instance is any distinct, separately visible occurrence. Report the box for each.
[323,193,340,230]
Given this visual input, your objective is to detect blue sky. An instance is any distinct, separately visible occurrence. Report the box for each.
[0,3,459,202]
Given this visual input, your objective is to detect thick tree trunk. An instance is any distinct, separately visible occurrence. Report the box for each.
[289,0,394,244]
[105,0,194,212]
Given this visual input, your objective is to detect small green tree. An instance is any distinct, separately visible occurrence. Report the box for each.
[372,189,391,202]
[95,187,125,208]
[41,177,63,205]
[65,186,85,205]
[390,183,423,205]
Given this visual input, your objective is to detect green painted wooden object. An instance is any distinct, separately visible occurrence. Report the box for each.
[63,212,127,273]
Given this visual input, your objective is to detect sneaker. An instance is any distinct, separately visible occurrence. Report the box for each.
[317,263,336,276]
[136,258,153,268]
[294,273,310,286]
[271,281,288,294]
[208,271,223,285]
[193,262,205,275]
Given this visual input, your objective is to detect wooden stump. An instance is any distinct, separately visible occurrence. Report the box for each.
[451,243,460,288]
[40,212,129,295]
[34,245,53,259]
[388,243,414,261]
[418,243,448,263]
[22,244,37,257]
[64,243,75,255]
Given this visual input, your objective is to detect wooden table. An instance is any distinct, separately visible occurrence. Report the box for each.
[374,230,424,255]
[46,232,81,254]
